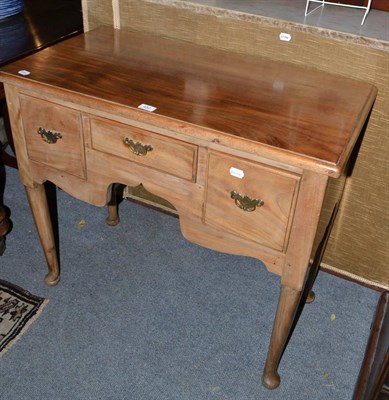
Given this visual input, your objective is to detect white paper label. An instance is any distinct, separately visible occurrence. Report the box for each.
[138,104,157,112]
[18,70,31,76]
[229,167,244,179]
[279,32,292,42]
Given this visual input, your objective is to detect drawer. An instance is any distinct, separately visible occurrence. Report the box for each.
[90,117,197,181]
[19,95,85,179]
[205,152,300,251]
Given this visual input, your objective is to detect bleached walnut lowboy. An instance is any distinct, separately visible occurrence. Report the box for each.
[0,27,377,389]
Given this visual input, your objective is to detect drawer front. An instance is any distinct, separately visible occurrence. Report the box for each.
[20,95,85,178]
[90,117,197,181]
[205,152,300,251]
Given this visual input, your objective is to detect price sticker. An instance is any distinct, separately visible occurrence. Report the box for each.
[138,104,157,112]
[229,167,244,179]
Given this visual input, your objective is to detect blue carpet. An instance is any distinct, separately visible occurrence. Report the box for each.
[0,166,380,399]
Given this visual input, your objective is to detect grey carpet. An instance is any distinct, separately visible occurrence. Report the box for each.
[0,165,380,399]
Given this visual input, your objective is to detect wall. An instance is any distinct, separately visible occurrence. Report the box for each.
[81,0,389,288]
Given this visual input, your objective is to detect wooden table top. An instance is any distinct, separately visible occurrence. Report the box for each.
[0,27,377,176]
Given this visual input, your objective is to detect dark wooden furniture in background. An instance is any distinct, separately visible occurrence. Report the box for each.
[354,291,389,400]
[0,0,82,253]
[0,0,82,66]
[370,0,389,11]
[0,174,10,254]
[339,0,389,11]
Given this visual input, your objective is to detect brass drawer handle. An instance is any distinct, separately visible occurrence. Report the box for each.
[124,138,153,156]
[230,190,264,212]
[37,127,62,144]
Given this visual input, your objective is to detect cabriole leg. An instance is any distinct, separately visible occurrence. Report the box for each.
[106,183,123,226]
[262,285,302,389]
[25,183,60,286]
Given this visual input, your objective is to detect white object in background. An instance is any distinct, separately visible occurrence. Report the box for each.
[305,0,372,25]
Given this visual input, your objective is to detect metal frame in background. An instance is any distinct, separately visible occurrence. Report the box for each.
[305,0,372,25]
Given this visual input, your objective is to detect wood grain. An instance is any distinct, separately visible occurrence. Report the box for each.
[205,151,300,251]
[0,27,377,176]
[0,26,377,389]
